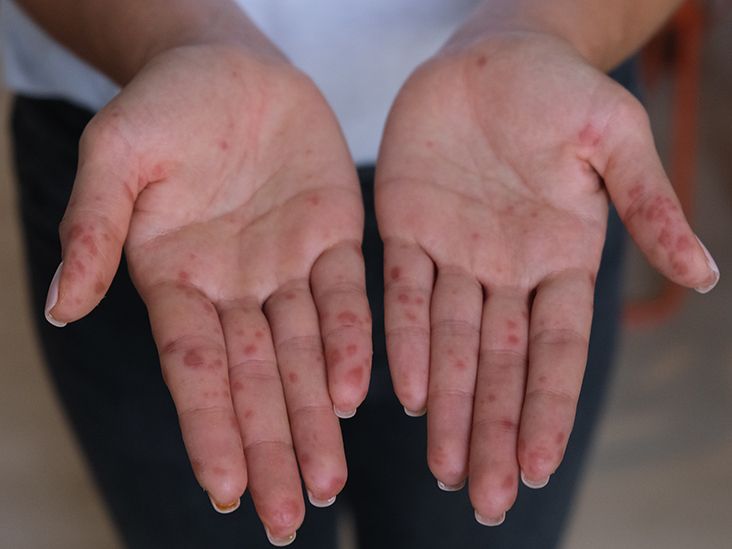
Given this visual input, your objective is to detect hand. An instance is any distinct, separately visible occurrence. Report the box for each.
[376,32,718,523]
[44,45,371,542]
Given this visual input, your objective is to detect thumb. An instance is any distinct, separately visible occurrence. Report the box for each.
[588,96,719,294]
[45,119,140,327]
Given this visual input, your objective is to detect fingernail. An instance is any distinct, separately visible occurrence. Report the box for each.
[404,406,426,417]
[334,405,357,419]
[265,528,297,547]
[45,262,67,328]
[521,471,550,489]
[694,237,720,294]
[307,490,336,508]
[475,510,506,527]
[209,495,240,514]
[437,479,465,492]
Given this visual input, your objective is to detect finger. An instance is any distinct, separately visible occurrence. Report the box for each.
[219,299,304,542]
[426,267,482,490]
[311,242,372,417]
[45,117,141,327]
[265,281,347,509]
[144,282,246,511]
[518,269,594,487]
[469,291,529,525]
[589,97,719,292]
[383,238,435,415]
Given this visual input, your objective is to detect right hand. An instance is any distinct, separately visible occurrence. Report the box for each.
[45,44,370,544]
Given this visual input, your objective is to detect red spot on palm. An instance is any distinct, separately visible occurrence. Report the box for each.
[390,267,402,280]
[183,349,205,368]
[578,123,602,147]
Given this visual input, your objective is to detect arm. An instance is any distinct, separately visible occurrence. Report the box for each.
[377,0,717,526]
[453,0,683,71]
[16,0,280,83]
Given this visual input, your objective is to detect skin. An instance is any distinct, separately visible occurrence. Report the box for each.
[376,24,718,525]
[45,45,371,543]
[20,0,719,539]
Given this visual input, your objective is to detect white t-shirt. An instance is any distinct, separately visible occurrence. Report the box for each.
[0,0,478,163]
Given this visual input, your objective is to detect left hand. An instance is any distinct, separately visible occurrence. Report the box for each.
[375,32,718,524]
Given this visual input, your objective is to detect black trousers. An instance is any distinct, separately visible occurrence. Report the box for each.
[11,66,631,547]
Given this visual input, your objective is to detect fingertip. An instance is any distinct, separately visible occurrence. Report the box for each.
[520,471,550,489]
[694,237,720,294]
[44,263,67,328]
[209,495,241,514]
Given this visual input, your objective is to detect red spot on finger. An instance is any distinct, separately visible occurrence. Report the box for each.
[81,234,98,257]
[555,431,566,445]
[627,183,644,200]
[307,195,320,206]
[501,474,515,490]
[288,372,299,384]
[507,320,517,330]
[659,229,672,248]
[346,343,358,356]
[389,267,402,281]
[243,344,257,356]
[254,330,264,339]
[337,311,359,324]
[488,393,497,403]
[218,139,229,151]
[397,293,410,304]
[507,334,519,345]
[183,350,205,368]
[538,375,548,384]
[243,408,254,419]
[415,296,425,305]
[284,291,296,300]
[471,232,480,241]
[345,366,364,386]
[178,270,190,282]
[328,348,343,366]
[405,311,417,322]
[672,260,689,276]
[676,235,692,252]
[476,55,487,67]
[94,281,106,295]
[232,381,244,393]
[68,223,83,240]
[299,453,311,466]
[454,360,466,371]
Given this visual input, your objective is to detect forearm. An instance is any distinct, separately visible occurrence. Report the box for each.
[16,0,281,84]
[451,0,683,70]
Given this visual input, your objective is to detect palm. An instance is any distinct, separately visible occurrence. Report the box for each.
[376,35,712,523]
[52,46,371,540]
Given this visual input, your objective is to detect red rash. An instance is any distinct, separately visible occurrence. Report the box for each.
[501,474,514,490]
[255,330,264,338]
[405,311,418,322]
[288,372,299,384]
[178,270,190,282]
[183,350,205,368]
[346,343,358,356]
[94,281,106,295]
[81,234,98,257]
[627,183,644,201]
[345,366,364,386]
[507,320,517,330]
[397,293,410,304]
[212,466,227,477]
[488,393,497,403]
[454,360,467,371]
[578,123,602,147]
[507,334,519,345]
[415,297,425,305]
[390,267,402,281]
[476,55,487,67]
[244,409,254,419]
[328,349,343,366]
[555,431,566,445]
[285,292,296,300]
[307,195,321,206]
[232,381,244,393]
[218,139,229,151]
[243,344,257,356]
[337,311,359,324]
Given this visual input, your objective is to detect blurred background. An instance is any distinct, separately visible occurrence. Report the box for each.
[1,2,730,548]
